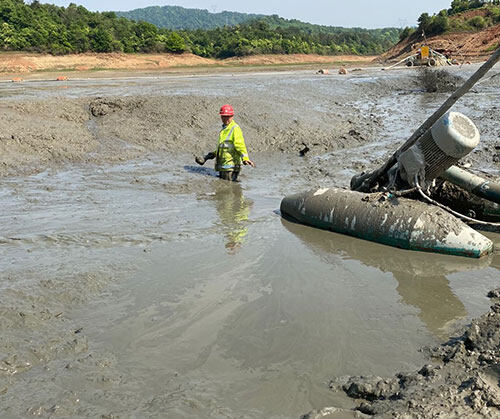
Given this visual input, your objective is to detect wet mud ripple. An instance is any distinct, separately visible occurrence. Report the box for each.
[0,269,123,417]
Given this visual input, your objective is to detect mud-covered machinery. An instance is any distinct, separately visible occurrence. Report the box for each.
[405,45,449,67]
[280,111,498,258]
[281,46,500,258]
[397,111,480,187]
[395,111,499,219]
[384,45,452,70]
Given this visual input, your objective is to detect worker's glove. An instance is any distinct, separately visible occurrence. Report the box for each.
[204,152,216,160]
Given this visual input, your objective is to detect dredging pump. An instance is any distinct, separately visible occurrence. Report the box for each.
[281,46,500,258]
[280,111,498,258]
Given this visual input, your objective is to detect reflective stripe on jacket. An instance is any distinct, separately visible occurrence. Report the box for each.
[215,120,249,171]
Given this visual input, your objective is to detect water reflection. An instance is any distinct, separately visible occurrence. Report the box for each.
[282,219,493,339]
[207,182,253,253]
[212,221,438,379]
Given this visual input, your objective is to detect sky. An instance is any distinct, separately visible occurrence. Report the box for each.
[46,0,453,28]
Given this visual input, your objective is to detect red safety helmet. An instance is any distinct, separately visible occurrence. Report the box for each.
[219,104,234,116]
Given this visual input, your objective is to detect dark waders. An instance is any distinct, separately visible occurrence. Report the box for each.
[194,153,241,182]
[219,168,240,182]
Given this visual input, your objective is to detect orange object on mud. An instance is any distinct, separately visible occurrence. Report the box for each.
[420,45,430,59]
[11,77,23,83]
[56,76,68,81]
[219,104,234,116]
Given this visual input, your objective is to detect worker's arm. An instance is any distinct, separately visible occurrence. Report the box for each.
[233,125,253,165]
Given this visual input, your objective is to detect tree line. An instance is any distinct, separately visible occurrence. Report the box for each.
[0,0,400,56]
[0,0,187,54]
[184,20,399,57]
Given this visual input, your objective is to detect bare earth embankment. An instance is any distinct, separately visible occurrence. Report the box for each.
[0,52,376,80]
[382,19,500,63]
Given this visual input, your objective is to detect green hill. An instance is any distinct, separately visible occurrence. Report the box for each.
[116,5,264,30]
[0,1,400,56]
[116,5,400,56]
[398,0,500,42]
[184,19,400,57]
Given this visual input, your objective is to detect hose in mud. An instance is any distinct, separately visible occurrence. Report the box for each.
[415,176,500,228]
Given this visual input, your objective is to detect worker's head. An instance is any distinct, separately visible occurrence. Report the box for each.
[219,104,234,125]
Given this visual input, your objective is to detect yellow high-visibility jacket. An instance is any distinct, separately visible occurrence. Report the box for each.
[214,120,250,172]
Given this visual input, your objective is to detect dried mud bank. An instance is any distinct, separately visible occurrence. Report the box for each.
[1,66,498,180]
[306,289,500,419]
[0,93,380,178]
[0,52,375,75]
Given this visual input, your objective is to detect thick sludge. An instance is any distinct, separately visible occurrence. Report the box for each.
[0,67,499,417]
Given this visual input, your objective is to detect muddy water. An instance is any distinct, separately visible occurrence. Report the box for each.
[0,70,339,100]
[1,68,500,417]
[2,156,499,417]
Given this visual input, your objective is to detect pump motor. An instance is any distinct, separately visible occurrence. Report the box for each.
[398,111,480,186]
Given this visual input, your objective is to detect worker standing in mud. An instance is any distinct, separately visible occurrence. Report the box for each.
[195,104,255,181]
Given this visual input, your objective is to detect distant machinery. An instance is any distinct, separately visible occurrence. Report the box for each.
[385,45,452,70]
[405,45,451,67]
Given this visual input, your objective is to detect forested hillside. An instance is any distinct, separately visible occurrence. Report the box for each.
[184,20,399,57]
[117,5,264,30]
[0,0,399,56]
[399,0,500,41]
[0,0,188,54]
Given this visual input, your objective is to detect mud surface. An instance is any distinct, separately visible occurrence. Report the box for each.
[416,67,465,93]
[319,288,500,418]
[0,65,499,418]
